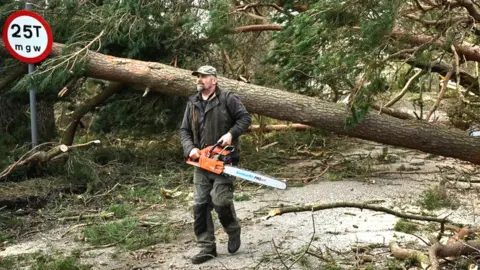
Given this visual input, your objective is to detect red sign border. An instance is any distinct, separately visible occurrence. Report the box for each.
[2,10,53,64]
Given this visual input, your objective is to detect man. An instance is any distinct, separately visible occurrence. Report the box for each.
[180,65,252,264]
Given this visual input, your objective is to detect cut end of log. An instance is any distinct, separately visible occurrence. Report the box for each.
[267,208,282,219]
[59,145,69,152]
[93,140,101,144]
[142,87,150,97]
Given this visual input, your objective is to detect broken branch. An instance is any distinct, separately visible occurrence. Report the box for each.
[267,202,449,225]
[426,69,453,122]
[386,69,424,107]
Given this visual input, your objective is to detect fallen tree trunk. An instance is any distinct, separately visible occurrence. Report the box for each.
[1,41,480,165]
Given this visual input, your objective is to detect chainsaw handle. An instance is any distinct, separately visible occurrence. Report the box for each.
[208,140,223,157]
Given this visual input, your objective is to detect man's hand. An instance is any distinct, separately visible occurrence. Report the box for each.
[218,132,233,146]
[189,148,200,159]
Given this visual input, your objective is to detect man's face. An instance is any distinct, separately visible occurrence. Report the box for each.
[196,74,216,92]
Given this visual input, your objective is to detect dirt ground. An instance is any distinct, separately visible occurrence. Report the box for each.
[2,139,479,270]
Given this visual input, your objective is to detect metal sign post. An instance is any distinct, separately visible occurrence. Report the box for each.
[2,3,53,147]
[26,2,38,147]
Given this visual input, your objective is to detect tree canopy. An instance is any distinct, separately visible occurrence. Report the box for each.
[1,0,480,160]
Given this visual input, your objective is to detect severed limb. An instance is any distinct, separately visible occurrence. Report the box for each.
[390,242,430,270]
[0,140,101,180]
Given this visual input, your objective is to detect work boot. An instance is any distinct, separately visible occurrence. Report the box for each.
[191,246,217,264]
[228,229,241,254]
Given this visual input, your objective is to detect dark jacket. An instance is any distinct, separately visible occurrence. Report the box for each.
[180,87,252,160]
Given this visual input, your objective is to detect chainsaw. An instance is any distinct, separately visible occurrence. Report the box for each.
[186,141,286,190]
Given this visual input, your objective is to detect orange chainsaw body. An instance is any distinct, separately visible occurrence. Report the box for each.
[186,145,232,175]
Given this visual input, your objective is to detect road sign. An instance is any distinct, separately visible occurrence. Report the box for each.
[2,10,53,64]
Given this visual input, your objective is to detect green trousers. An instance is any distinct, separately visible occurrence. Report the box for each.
[192,167,241,249]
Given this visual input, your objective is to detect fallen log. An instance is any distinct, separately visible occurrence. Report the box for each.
[2,41,480,165]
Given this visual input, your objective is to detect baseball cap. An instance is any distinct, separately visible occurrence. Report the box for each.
[192,65,217,77]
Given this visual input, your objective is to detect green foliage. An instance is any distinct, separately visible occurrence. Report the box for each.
[108,203,131,219]
[91,91,187,134]
[206,0,236,39]
[34,252,91,270]
[1,0,210,114]
[83,217,176,250]
[265,0,400,93]
[364,264,377,270]
[263,0,403,126]
[329,159,372,180]
[234,193,250,202]
[42,0,207,62]
[419,185,459,210]
[375,147,398,164]
[324,262,342,270]
[0,252,91,270]
[386,259,405,270]
[0,256,16,270]
[240,127,332,174]
[345,74,389,128]
[394,219,418,234]
[64,153,100,187]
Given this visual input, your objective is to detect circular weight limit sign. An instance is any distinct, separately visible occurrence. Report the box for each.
[2,10,53,64]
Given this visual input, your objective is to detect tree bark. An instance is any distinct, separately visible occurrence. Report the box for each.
[36,100,56,142]
[390,28,480,62]
[371,104,415,120]
[2,41,480,165]
[247,124,311,132]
